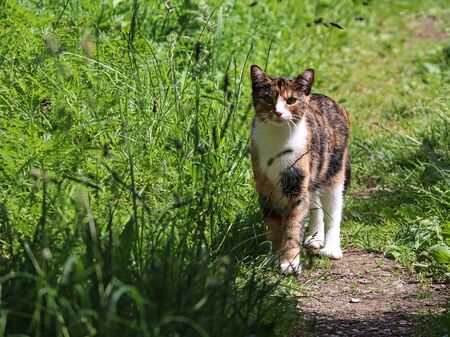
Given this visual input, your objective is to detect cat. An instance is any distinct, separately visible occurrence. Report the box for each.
[250,65,350,274]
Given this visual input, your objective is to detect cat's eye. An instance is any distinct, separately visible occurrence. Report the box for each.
[262,95,273,104]
[286,97,297,105]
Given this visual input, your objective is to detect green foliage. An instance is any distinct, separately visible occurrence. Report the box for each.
[386,219,450,275]
[347,112,449,279]
[0,1,302,336]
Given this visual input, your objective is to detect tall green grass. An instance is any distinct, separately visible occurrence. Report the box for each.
[346,115,450,279]
[0,0,449,336]
[0,1,301,335]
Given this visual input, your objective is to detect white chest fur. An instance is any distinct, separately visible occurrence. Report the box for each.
[252,118,308,187]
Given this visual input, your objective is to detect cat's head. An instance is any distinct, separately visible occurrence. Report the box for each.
[250,65,314,125]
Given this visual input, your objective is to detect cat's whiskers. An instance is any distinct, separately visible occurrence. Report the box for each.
[253,117,271,132]
[287,119,298,135]
[287,119,293,136]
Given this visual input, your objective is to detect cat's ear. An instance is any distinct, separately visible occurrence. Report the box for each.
[295,69,314,95]
[250,65,270,85]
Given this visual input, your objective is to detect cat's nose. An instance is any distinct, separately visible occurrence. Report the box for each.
[274,111,283,117]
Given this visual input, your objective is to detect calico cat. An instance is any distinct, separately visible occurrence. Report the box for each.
[250,65,350,274]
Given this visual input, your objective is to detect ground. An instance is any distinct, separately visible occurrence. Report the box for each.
[293,249,448,337]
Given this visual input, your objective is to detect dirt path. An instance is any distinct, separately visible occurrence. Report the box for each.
[294,249,448,337]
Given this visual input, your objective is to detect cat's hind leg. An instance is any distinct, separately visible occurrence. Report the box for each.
[304,192,325,249]
[319,183,344,259]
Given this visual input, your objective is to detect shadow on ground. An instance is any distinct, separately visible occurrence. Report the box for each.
[293,249,449,337]
[294,311,448,337]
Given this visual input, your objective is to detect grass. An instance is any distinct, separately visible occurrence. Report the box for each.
[0,0,449,336]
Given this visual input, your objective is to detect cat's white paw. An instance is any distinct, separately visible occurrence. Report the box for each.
[304,234,324,249]
[320,246,343,260]
[280,256,301,275]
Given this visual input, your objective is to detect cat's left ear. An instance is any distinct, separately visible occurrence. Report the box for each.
[295,69,314,95]
[250,65,270,85]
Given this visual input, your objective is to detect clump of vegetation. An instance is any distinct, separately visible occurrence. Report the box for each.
[347,115,449,280]
[0,1,301,335]
[384,116,450,278]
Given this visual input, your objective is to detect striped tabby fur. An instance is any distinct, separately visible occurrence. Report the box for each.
[250,65,350,274]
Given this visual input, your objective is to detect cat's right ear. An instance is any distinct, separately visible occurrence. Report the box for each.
[250,65,270,85]
[295,69,314,95]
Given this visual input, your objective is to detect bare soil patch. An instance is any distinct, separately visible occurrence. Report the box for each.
[294,249,448,337]
[408,17,448,42]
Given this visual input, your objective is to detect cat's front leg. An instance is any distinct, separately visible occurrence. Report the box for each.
[319,183,344,259]
[304,192,325,249]
[279,198,309,275]
[264,210,283,251]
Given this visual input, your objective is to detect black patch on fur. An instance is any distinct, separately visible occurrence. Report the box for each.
[252,83,272,102]
[316,131,327,174]
[324,149,344,181]
[261,206,270,217]
[275,77,288,89]
[280,166,304,198]
[260,197,281,219]
[344,155,351,193]
[309,114,327,176]
[267,149,293,166]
